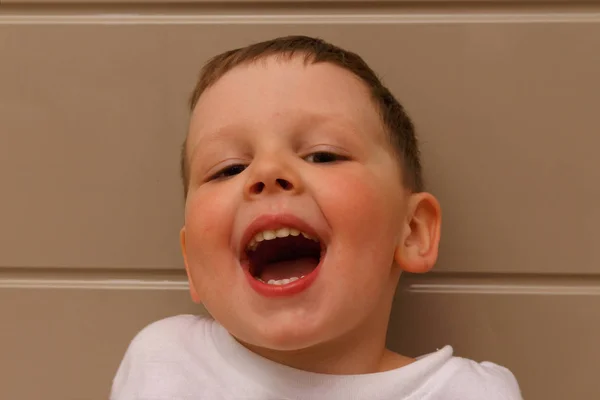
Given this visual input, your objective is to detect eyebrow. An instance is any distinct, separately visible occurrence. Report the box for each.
[187,123,249,162]
[188,109,365,162]
[292,111,366,141]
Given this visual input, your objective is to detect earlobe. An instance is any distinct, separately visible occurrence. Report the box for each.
[180,227,202,303]
[394,192,442,274]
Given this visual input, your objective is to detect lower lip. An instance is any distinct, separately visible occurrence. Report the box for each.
[243,257,323,298]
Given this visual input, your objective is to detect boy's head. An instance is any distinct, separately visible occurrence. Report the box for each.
[181,35,423,198]
[180,36,441,367]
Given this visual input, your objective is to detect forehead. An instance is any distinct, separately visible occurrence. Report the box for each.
[188,56,386,149]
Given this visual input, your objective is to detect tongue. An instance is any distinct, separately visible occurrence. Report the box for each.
[258,257,318,281]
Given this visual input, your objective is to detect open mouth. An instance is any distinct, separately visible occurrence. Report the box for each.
[245,227,323,285]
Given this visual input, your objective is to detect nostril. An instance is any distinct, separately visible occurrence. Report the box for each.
[276,179,293,190]
[251,182,265,194]
[248,179,294,196]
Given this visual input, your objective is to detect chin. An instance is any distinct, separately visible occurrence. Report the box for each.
[244,318,330,352]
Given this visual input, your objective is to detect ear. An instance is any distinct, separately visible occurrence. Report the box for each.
[394,192,442,273]
[180,227,202,303]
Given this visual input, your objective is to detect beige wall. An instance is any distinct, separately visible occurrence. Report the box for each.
[1,1,599,399]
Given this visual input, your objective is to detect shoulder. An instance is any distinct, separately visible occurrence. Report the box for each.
[430,356,522,400]
[110,314,215,399]
[119,314,218,365]
[127,314,208,349]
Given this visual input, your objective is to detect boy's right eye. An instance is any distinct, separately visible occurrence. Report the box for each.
[208,164,247,181]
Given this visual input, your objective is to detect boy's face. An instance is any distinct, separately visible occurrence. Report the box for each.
[182,56,412,353]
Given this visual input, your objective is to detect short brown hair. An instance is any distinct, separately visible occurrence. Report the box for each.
[181,35,423,198]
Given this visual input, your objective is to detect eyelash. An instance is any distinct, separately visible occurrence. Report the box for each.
[207,151,348,181]
[304,151,348,164]
[208,164,247,181]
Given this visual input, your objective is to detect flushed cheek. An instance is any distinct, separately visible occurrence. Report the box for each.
[321,171,400,234]
[186,188,236,238]
[317,171,402,273]
[184,190,237,275]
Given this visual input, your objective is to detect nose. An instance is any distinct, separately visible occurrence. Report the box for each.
[244,154,303,199]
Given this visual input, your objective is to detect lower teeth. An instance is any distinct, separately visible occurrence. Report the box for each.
[257,276,305,285]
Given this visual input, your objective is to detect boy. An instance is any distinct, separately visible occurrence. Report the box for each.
[111,35,522,399]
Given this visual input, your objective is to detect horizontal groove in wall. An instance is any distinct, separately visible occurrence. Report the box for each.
[1,1,599,14]
[1,12,600,23]
[2,268,600,293]
[402,272,600,295]
[0,266,187,280]
[0,267,188,289]
[2,0,600,4]
[0,278,189,290]
[406,283,600,295]
[0,269,183,289]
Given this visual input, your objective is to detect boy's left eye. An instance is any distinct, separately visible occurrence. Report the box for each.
[208,164,247,181]
[304,151,348,164]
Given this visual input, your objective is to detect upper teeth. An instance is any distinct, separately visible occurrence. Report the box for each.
[247,227,317,251]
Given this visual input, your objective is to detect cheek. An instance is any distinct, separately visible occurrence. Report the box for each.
[322,168,401,226]
[316,168,404,264]
[184,188,237,273]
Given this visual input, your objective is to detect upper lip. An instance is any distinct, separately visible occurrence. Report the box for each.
[239,213,326,258]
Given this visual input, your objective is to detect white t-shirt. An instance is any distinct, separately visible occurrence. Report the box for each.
[111,315,522,400]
